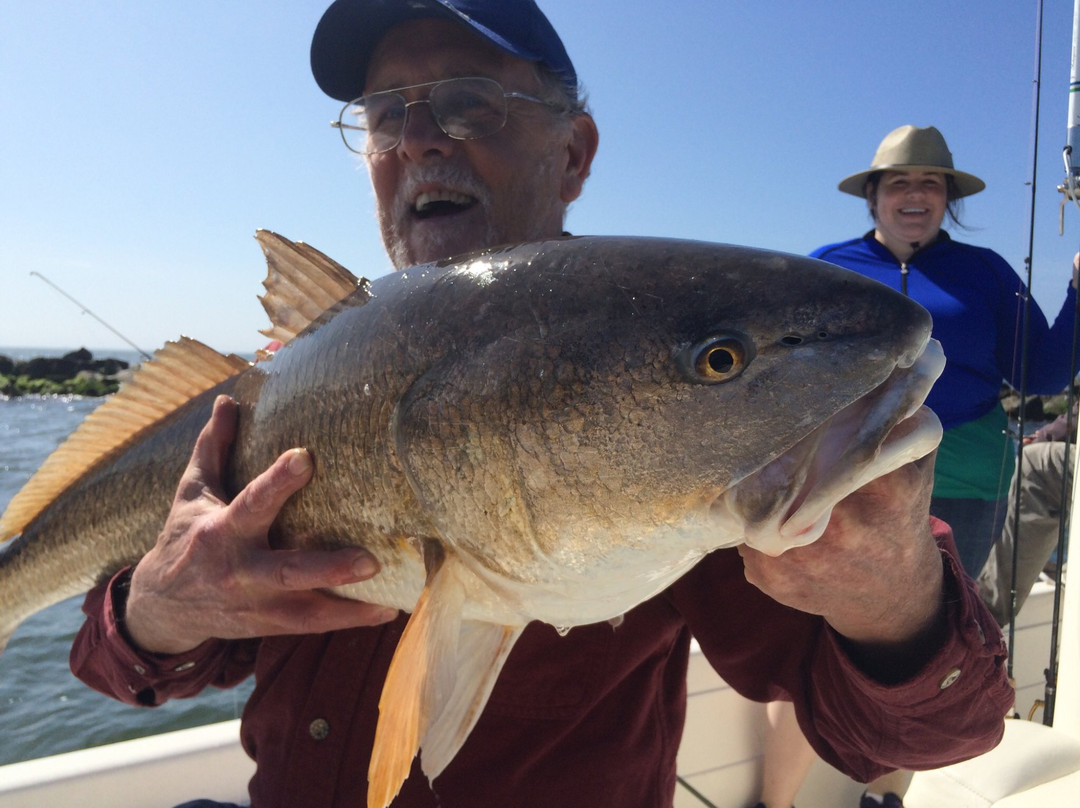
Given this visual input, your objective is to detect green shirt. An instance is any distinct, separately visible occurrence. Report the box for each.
[933,405,1014,500]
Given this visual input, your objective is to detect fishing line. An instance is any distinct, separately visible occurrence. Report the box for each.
[1026,0,1080,725]
[29,272,153,361]
[1041,265,1079,726]
[1004,0,1046,684]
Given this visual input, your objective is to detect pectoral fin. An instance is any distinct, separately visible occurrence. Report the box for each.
[419,620,523,781]
[367,550,523,808]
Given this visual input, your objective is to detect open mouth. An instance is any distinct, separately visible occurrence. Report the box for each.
[710,339,946,555]
[414,190,477,219]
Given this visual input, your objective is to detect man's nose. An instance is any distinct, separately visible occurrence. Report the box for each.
[397,100,453,159]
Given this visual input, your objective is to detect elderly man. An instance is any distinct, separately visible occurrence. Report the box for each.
[71,2,1013,807]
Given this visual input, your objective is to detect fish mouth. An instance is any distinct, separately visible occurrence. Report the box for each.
[710,338,945,555]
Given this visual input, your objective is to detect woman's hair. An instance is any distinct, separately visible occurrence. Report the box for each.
[865,171,966,228]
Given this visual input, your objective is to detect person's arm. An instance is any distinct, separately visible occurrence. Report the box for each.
[71,394,398,699]
[738,452,949,683]
[1012,252,1080,394]
[71,567,258,706]
[674,451,1012,780]
[1025,400,1078,444]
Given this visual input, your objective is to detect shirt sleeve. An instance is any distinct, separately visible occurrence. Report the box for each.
[70,567,258,707]
[667,519,1012,782]
[988,246,1079,394]
[1027,283,1080,392]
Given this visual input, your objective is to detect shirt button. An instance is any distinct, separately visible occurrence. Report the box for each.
[133,664,146,675]
[173,661,196,672]
[309,718,331,740]
[939,667,962,689]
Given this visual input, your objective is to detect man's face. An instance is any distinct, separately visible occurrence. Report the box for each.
[364,19,585,268]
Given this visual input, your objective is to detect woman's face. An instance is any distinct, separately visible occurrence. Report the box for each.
[869,170,948,257]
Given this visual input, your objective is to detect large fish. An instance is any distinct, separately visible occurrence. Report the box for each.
[0,233,944,808]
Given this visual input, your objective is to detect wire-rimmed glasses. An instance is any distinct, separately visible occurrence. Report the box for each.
[332,76,561,155]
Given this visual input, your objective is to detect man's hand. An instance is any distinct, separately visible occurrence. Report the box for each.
[124,395,398,655]
[739,452,947,679]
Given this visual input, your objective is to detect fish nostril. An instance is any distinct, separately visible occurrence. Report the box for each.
[780,334,803,346]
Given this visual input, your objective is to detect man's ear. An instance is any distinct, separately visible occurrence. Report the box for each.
[560,113,599,204]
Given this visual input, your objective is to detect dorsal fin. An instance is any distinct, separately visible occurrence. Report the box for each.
[0,337,249,540]
[254,229,367,350]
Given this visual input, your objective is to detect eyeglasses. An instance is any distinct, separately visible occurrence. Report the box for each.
[332,76,562,155]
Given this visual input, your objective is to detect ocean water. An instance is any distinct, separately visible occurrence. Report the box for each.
[0,348,253,766]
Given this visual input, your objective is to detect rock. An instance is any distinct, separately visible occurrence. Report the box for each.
[0,348,130,397]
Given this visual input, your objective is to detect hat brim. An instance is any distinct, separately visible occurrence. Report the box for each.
[838,166,986,199]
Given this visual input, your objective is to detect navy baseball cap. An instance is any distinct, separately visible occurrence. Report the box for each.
[310,0,578,102]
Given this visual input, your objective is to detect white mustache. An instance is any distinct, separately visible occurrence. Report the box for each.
[394,164,491,219]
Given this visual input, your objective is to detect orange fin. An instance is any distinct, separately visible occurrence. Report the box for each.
[254,229,368,351]
[366,551,522,808]
[419,620,523,781]
[367,551,458,808]
[0,337,248,540]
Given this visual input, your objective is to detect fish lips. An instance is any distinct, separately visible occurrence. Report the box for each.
[712,338,946,555]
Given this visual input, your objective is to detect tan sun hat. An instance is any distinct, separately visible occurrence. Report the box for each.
[838,125,986,199]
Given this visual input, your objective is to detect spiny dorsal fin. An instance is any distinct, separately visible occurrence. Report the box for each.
[254,229,367,348]
[0,337,249,540]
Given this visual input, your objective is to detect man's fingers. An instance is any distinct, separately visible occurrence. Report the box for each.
[260,547,381,591]
[258,590,400,634]
[250,547,399,632]
[227,447,315,537]
[183,395,239,494]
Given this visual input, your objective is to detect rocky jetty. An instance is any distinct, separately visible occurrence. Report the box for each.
[1000,385,1075,423]
[0,348,132,397]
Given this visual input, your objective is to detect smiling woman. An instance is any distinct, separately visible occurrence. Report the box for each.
[755,123,1080,808]
[811,125,1079,577]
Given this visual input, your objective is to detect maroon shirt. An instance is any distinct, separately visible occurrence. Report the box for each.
[71,520,1012,808]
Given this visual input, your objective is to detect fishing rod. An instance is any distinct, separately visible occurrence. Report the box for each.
[1038,0,1080,727]
[1005,0,1046,684]
[29,271,153,361]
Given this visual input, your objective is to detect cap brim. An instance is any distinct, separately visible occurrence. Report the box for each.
[838,166,986,199]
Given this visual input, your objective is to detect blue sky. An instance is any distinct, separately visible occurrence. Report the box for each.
[3,0,1080,355]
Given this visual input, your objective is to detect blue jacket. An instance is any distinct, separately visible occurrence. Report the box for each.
[811,232,1078,430]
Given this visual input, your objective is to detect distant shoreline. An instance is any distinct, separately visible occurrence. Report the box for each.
[0,346,147,363]
[0,347,136,398]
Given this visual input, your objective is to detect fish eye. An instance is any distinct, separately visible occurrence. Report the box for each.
[684,335,750,384]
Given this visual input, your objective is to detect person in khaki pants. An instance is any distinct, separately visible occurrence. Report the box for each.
[978,401,1076,626]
